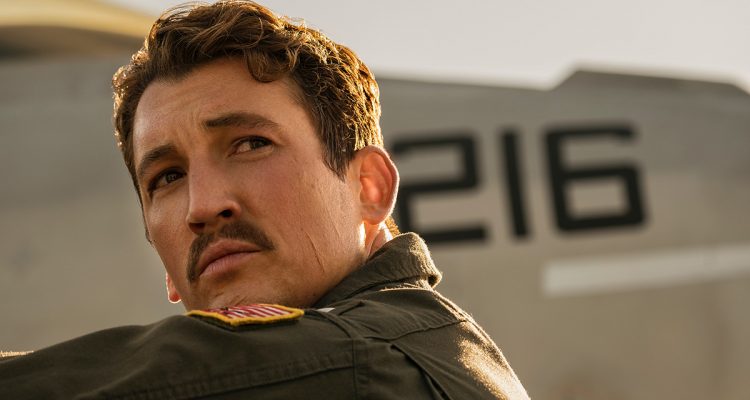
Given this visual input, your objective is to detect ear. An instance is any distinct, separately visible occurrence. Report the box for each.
[166,272,181,304]
[350,146,399,225]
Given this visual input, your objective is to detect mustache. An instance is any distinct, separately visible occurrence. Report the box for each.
[186,220,274,283]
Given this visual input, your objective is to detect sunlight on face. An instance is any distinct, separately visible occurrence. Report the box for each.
[132,59,368,310]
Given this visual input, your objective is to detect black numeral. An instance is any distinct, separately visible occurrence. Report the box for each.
[545,125,646,231]
[501,129,530,238]
[391,134,487,244]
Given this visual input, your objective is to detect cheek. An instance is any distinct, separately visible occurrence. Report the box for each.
[241,156,319,218]
[145,196,189,264]
[296,171,361,242]
[148,200,183,238]
[235,156,360,246]
[290,168,343,220]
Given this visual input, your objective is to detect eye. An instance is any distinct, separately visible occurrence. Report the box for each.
[234,136,271,154]
[148,169,184,193]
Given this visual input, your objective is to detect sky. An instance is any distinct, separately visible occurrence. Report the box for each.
[106,0,750,91]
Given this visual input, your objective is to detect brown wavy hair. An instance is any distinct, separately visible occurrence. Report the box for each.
[113,1,398,232]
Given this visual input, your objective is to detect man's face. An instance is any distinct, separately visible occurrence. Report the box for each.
[132,59,368,310]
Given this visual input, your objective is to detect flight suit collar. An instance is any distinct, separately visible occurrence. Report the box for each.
[313,233,442,308]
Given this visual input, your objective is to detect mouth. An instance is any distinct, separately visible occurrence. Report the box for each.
[194,240,262,281]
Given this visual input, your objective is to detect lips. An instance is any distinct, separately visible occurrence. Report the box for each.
[195,240,261,279]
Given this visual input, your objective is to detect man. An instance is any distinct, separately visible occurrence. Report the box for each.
[0,1,529,398]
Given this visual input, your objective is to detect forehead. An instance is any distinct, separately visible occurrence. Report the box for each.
[132,59,311,158]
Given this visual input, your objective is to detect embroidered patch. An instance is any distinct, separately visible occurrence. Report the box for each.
[187,304,304,326]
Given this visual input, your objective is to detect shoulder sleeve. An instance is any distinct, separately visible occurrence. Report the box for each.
[0,310,450,400]
[309,308,443,399]
[326,290,530,400]
[0,315,361,399]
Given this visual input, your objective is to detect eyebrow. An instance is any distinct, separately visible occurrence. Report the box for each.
[203,111,281,131]
[135,112,281,185]
[136,143,177,186]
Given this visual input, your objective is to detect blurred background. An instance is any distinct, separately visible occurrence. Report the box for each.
[1,1,749,399]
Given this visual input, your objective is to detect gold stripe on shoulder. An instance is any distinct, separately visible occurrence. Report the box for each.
[1,350,32,358]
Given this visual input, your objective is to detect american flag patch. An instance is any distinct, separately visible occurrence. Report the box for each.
[187,304,304,326]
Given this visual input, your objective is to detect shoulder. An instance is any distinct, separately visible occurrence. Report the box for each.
[0,311,358,399]
[322,287,466,340]
[326,288,530,400]
[0,305,443,399]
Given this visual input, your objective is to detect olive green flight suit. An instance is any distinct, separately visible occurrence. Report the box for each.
[0,233,529,399]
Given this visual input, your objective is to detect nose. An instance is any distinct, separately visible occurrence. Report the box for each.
[185,168,241,235]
